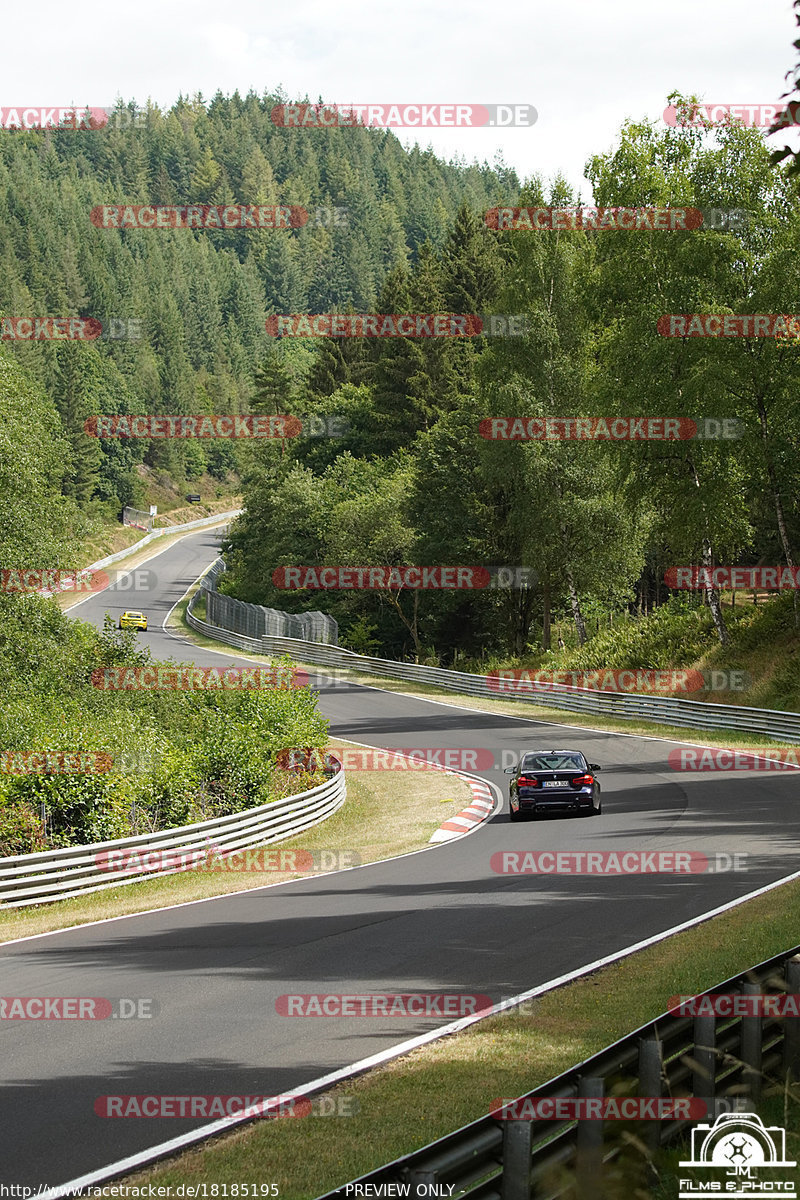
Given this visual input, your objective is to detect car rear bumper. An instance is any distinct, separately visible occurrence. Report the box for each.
[517,792,595,812]
[520,800,592,810]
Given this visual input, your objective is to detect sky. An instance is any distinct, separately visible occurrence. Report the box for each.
[3,0,799,196]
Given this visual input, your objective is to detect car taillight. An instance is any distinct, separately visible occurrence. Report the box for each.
[517,776,539,787]
[570,774,594,787]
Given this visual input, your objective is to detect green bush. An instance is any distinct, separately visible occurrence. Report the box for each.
[0,795,46,856]
[186,679,329,817]
[126,744,200,833]
[0,601,331,854]
[3,771,133,848]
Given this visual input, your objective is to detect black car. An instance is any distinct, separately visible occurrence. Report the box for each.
[505,749,602,821]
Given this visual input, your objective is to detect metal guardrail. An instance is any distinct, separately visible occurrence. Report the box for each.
[317,947,800,1200]
[0,762,345,908]
[39,510,242,598]
[186,578,800,743]
[82,508,242,574]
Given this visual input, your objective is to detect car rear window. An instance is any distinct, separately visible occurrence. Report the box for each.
[520,754,585,772]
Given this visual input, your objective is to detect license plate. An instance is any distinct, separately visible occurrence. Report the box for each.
[542,780,570,788]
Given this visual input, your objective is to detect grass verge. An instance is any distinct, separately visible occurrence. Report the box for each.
[54,510,240,614]
[104,868,800,1199]
[172,601,800,754]
[40,585,800,1196]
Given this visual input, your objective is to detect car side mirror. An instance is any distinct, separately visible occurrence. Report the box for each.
[589,764,601,771]
[503,766,516,774]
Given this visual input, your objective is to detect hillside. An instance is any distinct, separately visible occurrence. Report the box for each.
[0,94,517,522]
[477,592,800,712]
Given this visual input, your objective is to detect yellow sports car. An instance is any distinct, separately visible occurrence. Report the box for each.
[118,610,148,631]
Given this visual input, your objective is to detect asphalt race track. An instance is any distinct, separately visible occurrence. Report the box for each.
[2,529,798,1188]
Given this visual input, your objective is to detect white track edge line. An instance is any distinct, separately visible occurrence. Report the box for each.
[64,524,232,612]
[166,561,800,769]
[30,564,800,1190]
[0,755,500,948]
[32,561,791,946]
[42,861,800,1198]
